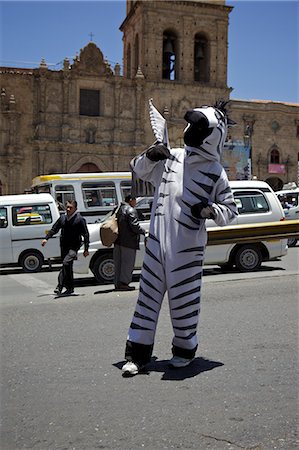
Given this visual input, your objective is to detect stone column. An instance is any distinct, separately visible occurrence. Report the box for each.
[134,68,145,146]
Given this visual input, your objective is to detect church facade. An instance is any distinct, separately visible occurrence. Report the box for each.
[1,0,298,195]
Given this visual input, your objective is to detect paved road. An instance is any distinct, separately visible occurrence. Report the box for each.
[0,247,298,450]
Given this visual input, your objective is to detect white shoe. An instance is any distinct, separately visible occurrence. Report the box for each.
[169,356,194,368]
[122,361,139,376]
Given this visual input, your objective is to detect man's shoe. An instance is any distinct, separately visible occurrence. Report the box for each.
[62,288,74,296]
[169,356,194,368]
[54,285,62,295]
[117,283,135,291]
[122,361,139,376]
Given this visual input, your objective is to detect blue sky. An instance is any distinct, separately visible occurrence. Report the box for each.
[0,0,298,103]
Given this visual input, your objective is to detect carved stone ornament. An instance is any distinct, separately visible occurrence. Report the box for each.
[71,42,113,76]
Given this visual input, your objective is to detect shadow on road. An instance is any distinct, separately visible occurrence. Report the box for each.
[93,288,116,294]
[203,264,285,276]
[113,356,224,381]
[0,265,61,276]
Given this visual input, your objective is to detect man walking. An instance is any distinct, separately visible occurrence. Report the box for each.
[42,200,89,296]
[114,195,146,291]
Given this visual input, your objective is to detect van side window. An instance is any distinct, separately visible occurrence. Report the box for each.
[120,181,132,200]
[12,204,53,226]
[234,191,269,214]
[35,185,51,194]
[0,207,8,228]
[55,185,75,206]
[82,182,117,208]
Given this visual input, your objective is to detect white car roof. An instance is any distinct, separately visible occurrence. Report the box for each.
[275,188,299,195]
[0,193,55,206]
[229,180,272,189]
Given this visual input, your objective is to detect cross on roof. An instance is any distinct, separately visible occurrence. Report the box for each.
[89,32,94,41]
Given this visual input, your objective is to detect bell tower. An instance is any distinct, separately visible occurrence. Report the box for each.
[120,0,232,89]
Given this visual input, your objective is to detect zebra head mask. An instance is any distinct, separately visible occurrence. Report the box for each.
[183,100,234,162]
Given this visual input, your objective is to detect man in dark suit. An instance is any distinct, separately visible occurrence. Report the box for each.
[42,200,89,295]
[114,195,145,291]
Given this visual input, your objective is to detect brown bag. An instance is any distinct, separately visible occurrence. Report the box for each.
[100,205,121,247]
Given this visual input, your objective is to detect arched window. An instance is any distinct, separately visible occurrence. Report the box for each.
[134,34,139,76]
[162,30,177,80]
[270,148,280,164]
[194,34,209,82]
[126,44,131,78]
[76,163,101,173]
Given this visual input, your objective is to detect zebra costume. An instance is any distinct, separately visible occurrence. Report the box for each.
[124,101,238,369]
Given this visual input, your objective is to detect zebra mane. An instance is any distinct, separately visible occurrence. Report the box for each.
[214,99,236,126]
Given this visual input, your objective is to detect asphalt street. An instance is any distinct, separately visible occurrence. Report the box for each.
[0,247,298,450]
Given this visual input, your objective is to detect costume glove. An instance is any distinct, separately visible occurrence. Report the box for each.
[146,141,170,161]
[191,201,216,220]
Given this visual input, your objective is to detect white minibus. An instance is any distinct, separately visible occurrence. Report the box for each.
[0,194,60,272]
[31,173,135,223]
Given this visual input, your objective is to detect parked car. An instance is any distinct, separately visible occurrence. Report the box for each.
[276,187,299,246]
[0,194,61,272]
[74,180,288,283]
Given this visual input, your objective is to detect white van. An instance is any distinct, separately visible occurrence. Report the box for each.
[74,180,288,282]
[0,194,61,272]
[275,187,299,246]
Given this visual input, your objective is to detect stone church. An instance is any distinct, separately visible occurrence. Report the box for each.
[0,0,298,195]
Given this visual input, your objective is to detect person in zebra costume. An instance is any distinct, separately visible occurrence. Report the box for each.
[122,100,238,376]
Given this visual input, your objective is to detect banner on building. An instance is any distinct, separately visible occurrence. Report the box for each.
[268,164,285,174]
[222,140,251,180]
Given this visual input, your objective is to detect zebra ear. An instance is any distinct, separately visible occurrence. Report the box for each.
[148,98,170,149]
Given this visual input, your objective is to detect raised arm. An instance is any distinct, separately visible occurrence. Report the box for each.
[131,142,170,188]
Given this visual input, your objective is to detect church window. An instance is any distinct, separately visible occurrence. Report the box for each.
[80,89,100,116]
[194,34,209,82]
[162,31,177,80]
[270,148,280,164]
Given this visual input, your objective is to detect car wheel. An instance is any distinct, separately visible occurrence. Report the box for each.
[234,245,262,272]
[20,251,44,272]
[92,253,115,284]
[287,237,297,247]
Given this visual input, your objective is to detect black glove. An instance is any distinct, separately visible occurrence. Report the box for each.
[191,201,216,219]
[146,142,170,161]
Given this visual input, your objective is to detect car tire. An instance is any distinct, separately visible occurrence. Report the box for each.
[287,237,297,247]
[20,251,44,272]
[92,253,115,284]
[234,245,262,272]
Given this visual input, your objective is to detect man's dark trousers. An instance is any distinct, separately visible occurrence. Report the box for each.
[58,247,77,291]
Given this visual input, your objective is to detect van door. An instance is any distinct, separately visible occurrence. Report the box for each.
[0,206,13,264]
